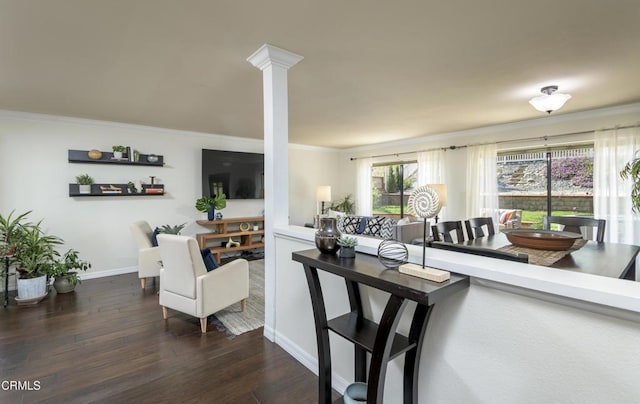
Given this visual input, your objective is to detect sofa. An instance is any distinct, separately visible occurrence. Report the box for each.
[331,213,428,244]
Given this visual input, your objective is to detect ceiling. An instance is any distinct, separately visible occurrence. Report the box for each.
[1,1,639,148]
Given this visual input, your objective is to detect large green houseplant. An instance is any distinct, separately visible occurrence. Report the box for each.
[0,210,31,257]
[620,152,640,211]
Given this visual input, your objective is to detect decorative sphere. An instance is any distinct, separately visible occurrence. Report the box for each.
[87,149,102,160]
[377,240,408,268]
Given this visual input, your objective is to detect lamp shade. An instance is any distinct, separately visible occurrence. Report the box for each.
[316,185,331,202]
[429,184,447,207]
[529,85,571,113]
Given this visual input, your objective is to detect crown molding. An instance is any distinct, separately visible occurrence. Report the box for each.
[247,43,304,71]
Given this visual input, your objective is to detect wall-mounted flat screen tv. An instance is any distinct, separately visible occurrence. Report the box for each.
[202,149,264,199]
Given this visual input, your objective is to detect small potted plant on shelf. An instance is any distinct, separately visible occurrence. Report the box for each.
[337,235,358,258]
[76,173,94,194]
[196,194,227,221]
[112,145,126,159]
[48,249,91,294]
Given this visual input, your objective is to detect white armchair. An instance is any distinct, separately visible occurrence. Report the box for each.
[157,234,249,333]
[130,221,162,289]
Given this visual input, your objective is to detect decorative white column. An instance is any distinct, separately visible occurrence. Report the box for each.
[247,44,303,341]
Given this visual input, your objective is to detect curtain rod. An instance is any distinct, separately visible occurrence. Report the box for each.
[349,123,640,161]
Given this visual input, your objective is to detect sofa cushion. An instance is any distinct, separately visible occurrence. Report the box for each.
[499,210,515,224]
[363,216,384,237]
[200,248,219,271]
[379,218,397,239]
[340,216,364,234]
[151,227,161,247]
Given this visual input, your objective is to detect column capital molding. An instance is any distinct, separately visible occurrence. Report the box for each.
[247,44,303,71]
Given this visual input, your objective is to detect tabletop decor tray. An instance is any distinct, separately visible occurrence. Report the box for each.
[502,229,583,251]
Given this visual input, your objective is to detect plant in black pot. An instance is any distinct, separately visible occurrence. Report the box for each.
[196,194,227,221]
[14,221,63,301]
[48,249,91,294]
[337,235,358,258]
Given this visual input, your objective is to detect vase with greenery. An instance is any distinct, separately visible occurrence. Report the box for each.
[196,194,227,221]
[76,173,94,194]
[620,152,640,211]
[337,235,358,258]
[48,249,91,293]
[0,210,31,257]
[112,145,126,159]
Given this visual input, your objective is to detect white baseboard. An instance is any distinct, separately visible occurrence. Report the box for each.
[274,330,349,395]
[80,266,138,280]
[263,324,275,342]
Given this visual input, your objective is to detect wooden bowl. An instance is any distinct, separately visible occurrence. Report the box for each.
[503,229,582,251]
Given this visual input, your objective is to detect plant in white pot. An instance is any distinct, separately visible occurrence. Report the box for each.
[75,173,94,194]
[14,221,63,301]
[48,249,91,294]
[112,145,126,159]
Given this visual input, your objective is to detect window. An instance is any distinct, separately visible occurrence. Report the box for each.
[497,145,594,228]
[371,162,417,218]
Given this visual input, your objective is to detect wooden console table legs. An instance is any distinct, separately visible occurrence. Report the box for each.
[303,263,433,404]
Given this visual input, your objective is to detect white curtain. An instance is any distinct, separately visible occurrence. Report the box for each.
[466,144,499,223]
[417,149,446,218]
[594,127,640,244]
[356,158,373,216]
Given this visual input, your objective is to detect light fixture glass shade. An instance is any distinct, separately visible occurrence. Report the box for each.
[316,185,331,202]
[529,86,571,113]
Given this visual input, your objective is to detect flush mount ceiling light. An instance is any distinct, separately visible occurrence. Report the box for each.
[529,85,572,114]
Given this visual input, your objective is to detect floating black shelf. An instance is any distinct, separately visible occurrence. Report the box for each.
[68,149,164,166]
[69,183,165,197]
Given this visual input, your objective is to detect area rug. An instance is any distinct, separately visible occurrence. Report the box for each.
[209,259,264,337]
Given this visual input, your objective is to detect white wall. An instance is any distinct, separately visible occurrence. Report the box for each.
[0,111,266,282]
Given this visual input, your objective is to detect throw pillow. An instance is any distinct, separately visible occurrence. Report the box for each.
[341,216,362,234]
[151,227,161,247]
[363,216,385,237]
[499,210,514,225]
[380,217,397,239]
[200,248,219,271]
[356,217,368,234]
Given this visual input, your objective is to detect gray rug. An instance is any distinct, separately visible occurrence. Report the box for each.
[210,259,264,337]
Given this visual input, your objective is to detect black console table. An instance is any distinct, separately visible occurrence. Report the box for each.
[292,249,470,404]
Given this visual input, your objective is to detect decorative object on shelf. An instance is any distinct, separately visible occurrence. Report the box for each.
[126,146,133,162]
[407,184,443,269]
[620,150,640,211]
[147,154,159,163]
[315,217,341,255]
[48,249,91,294]
[133,149,140,162]
[344,382,367,404]
[126,181,137,194]
[87,149,102,160]
[112,145,126,159]
[195,194,227,221]
[100,184,123,194]
[68,149,164,166]
[377,239,408,268]
[75,173,94,194]
[239,222,250,232]
[253,224,260,231]
[529,85,572,114]
[215,212,223,220]
[225,237,240,248]
[337,235,358,258]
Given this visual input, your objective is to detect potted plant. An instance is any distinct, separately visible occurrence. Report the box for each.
[48,249,91,293]
[112,145,126,159]
[620,152,640,211]
[196,194,227,221]
[158,223,186,235]
[14,221,63,300]
[337,235,358,258]
[0,210,31,257]
[76,173,94,194]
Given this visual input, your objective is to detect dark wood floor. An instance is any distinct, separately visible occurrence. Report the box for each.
[0,273,328,403]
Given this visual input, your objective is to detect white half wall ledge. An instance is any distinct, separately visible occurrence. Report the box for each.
[246,43,304,70]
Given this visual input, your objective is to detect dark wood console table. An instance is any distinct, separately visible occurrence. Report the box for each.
[292,249,470,404]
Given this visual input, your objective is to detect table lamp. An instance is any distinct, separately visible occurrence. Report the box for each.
[316,185,332,215]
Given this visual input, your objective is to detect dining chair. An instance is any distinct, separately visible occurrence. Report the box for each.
[428,241,529,263]
[157,234,249,333]
[543,216,606,243]
[431,221,466,243]
[464,217,496,240]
